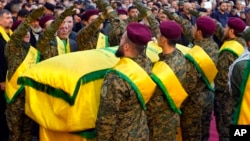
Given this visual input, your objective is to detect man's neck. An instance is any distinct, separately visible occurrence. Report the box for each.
[162,44,175,54]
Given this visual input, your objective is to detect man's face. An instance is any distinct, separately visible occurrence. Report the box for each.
[23,32,30,43]
[64,16,74,31]
[57,23,69,39]
[115,32,126,57]
[158,12,168,22]
[0,13,13,29]
[220,3,227,12]
[128,9,138,17]
[86,15,98,25]
[31,20,42,33]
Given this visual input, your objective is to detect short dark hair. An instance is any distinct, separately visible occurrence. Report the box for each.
[128,6,137,12]
[0,9,11,17]
[167,38,178,46]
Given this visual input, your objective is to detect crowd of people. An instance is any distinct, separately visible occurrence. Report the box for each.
[0,0,250,141]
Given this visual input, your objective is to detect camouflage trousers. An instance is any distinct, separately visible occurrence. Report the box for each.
[6,91,33,141]
[148,112,179,141]
[214,91,231,141]
[180,90,214,141]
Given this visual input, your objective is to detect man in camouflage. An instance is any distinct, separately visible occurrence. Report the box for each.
[76,9,106,50]
[163,9,219,140]
[162,8,193,46]
[214,17,246,141]
[180,16,219,141]
[96,22,153,141]
[146,21,186,141]
[4,8,44,141]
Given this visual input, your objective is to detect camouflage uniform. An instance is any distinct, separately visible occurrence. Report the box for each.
[214,38,246,141]
[97,0,127,46]
[189,9,225,47]
[96,54,152,141]
[4,8,44,141]
[146,49,186,141]
[181,37,219,141]
[36,6,75,60]
[76,15,105,50]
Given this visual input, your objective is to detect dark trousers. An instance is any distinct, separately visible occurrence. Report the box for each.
[0,90,9,141]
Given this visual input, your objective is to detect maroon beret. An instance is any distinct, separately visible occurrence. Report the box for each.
[81,9,99,21]
[227,17,246,33]
[11,20,22,31]
[196,16,216,37]
[127,22,152,45]
[159,21,182,40]
[39,14,55,28]
[117,9,127,15]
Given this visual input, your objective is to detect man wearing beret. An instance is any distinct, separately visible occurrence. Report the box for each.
[180,16,219,141]
[162,7,193,46]
[76,9,105,50]
[96,22,155,140]
[36,6,76,60]
[229,27,250,125]
[146,21,187,141]
[4,8,44,141]
[214,17,247,141]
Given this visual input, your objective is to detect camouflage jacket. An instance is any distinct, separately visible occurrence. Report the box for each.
[215,37,246,93]
[96,54,152,141]
[190,37,219,93]
[76,16,105,50]
[146,48,186,140]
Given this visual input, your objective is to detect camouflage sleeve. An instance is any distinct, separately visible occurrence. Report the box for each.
[146,14,160,38]
[76,15,105,50]
[133,0,159,37]
[214,20,224,42]
[9,7,45,45]
[4,21,31,80]
[162,9,193,42]
[215,51,237,92]
[96,72,129,140]
[108,11,127,46]
[96,0,126,46]
[189,9,201,18]
[36,6,75,58]
[40,39,58,60]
